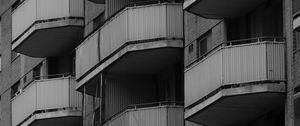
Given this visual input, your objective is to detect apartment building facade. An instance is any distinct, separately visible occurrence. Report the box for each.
[0,0,298,126]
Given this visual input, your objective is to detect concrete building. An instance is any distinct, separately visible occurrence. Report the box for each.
[0,0,298,126]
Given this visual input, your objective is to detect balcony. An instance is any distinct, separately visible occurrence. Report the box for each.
[184,0,271,18]
[12,0,84,57]
[12,77,82,126]
[102,102,184,126]
[185,38,286,126]
[75,3,183,93]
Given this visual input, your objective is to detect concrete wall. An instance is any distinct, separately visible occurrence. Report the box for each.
[84,0,105,36]
[184,11,225,67]
[0,1,44,125]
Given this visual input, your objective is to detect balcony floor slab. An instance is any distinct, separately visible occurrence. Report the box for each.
[185,83,285,126]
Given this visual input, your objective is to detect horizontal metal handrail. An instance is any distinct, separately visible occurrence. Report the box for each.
[186,36,285,69]
[101,101,183,125]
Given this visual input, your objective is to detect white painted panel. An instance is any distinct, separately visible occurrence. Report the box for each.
[12,0,37,40]
[70,0,84,17]
[185,49,223,107]
[36,0,69,20]
[76,31,100,79]
[222,43,267,84]
[36,78,69,110]
[12,83,36,126]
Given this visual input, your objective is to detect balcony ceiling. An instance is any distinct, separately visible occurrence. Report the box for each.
[30,116,81,126]
[184,0,268,18]
[187,93,285,126]
[88,0,105,4]
[106,48,182,74]
[13,26,83,57]
[77,48,182,96]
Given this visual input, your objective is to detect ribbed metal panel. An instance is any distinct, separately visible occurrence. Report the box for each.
[70,78,82,108]
[185,49,223,107]
[12,0,36,40]
[167,107,184,126]
[103,107,184,126]
[104,75,157,119]
[266,43,286,81]
[166,4,184,38]
[12,83,36,126]
[12,0,84,41]
[76,31,100,79]
[36,78,69,110]
[100,4,183,59]
[36,0,69,20]
[185,42,285,107]
[12,77,81,126]
[70,0,84,17]
[222,43,267,84]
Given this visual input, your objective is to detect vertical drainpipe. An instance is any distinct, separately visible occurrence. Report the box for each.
[283,0,295,125]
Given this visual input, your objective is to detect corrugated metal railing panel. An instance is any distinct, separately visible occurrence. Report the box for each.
[128,107,167,126]
[222,43,268,84]
[76,31,100,79]
[36,0,69,20]
[100,9,128,59]
[167,107,184,126]
[69,78,82,109]
[12,83,37,126]
[266,43,286,81]
[103,107,183,126]
[70,0,84,17]
[12,0,37,41]
[36,78,69,110]
[100,4,183,60]
[166,4,184,39]
[127,5,167,41]
[185,50,223,107]
[184,42,285,107]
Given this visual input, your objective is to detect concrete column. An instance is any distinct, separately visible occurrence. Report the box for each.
[283,0,295,125]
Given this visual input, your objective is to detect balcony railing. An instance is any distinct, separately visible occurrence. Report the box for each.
[101,101,184,126]
[11,76,81,126]
[76,3,183,79]
[185,37,286,107]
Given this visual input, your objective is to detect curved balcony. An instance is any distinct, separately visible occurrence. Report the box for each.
[184,0,270,18]
[102,102,184,126]
[11,76,82,126]
[75,3,183,93]
[12,0,84,57]
[184,37,286,126]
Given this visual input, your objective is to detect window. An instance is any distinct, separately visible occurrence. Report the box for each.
[188,44,194,53]
[196,30,210,59]
[11,81,20,99]
[33,64,42,80]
